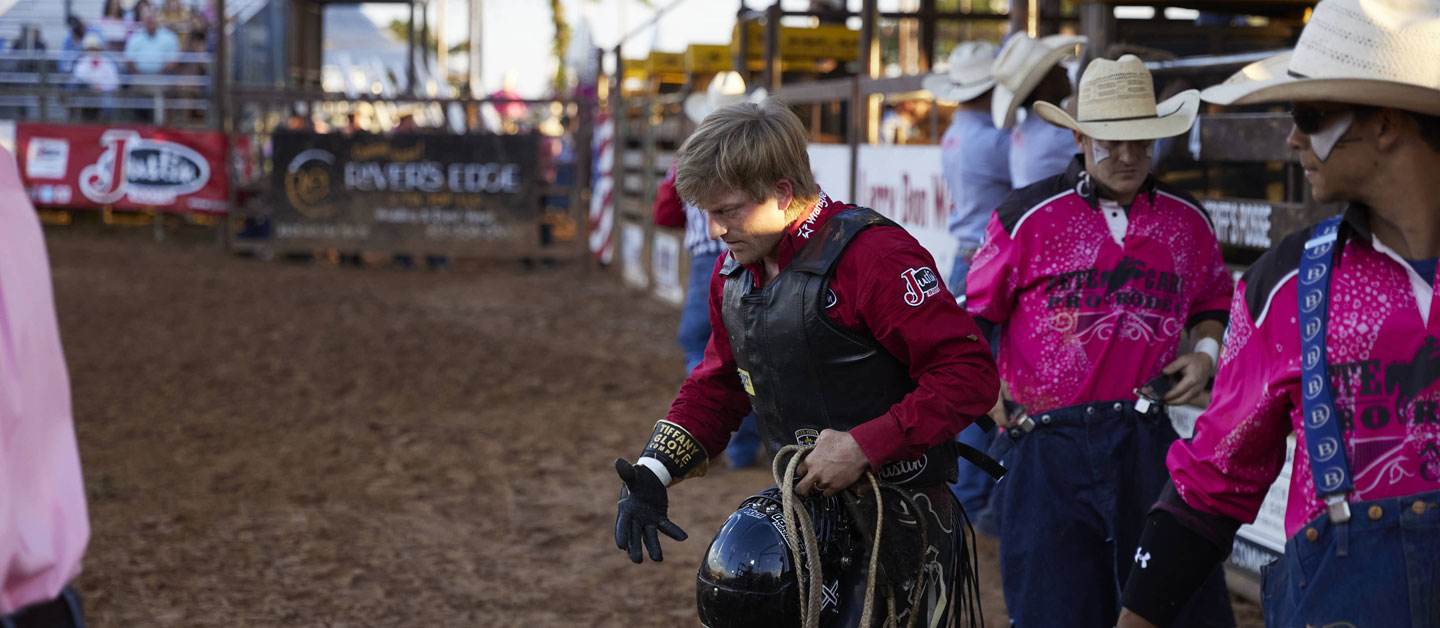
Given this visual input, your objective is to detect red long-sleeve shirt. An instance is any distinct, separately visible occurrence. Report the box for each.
[664,193,999,470]
[652,166,685,228]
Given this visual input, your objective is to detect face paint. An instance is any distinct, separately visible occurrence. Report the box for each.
[1309,110,1355,162]
[1092,141,1112,164]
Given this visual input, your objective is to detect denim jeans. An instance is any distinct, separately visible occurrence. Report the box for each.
[949,423,998,520]
[947,241,980,302]
[993,400,1234,627]
[679,251,760,467]
[1262,489,1440,628]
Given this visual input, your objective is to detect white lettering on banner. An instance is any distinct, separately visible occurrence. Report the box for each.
[78,130,211,205]
[853,145,957,278]
[1205,200,1273,249]
[342,161,523,194]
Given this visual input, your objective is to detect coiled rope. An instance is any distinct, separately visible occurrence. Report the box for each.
[771,445,928,628]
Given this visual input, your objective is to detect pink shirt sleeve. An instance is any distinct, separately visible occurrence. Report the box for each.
[1187,227,1233,323]
[0,148,90,613]
[964,212,1020,324]
[1166,280,1293,523]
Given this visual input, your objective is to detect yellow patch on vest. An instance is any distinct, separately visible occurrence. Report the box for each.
[737,368,756,395]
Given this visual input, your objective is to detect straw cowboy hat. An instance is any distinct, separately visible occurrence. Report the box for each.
[1200,0,1440,116]
[82,33,105,50]
[922,40,997,104]
[683,71,768,123]
[1035,54,1200,141]
[990,33,1087,130]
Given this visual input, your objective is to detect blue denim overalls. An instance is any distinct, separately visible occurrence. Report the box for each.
[1261,216,1440,627]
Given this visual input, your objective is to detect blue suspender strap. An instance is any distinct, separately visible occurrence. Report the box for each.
[1298,215,1353,524]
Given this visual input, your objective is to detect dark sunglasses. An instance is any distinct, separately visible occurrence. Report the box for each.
[1290,104,1376,134]
[1289,105,1338,134]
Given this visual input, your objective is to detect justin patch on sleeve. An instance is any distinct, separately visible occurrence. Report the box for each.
[902,267,942,307]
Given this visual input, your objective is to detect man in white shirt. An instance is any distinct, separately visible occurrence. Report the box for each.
[72,33,119,121]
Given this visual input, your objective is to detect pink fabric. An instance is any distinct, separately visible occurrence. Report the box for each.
[1169,235,1440,538]
[0,148,89,613]
[966,191,1232,414]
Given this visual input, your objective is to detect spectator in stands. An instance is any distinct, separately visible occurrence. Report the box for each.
[160,0,187,26]
[0,144,93,628]
[187,11,213,53]
[4,26,49,75]
[60,16,102,74]
[124,5,177,76]
[130,0,154,22]
[97,0,133,50]
[101,0,126,20]
[72,33,120,120]
[124,5,179,122]
[991,33,1087,189]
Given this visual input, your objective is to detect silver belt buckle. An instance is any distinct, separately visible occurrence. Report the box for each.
[1015,414,1036,433]
[1325,494,1351,524]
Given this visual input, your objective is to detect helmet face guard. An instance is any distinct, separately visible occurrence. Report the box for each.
[695,489,875,628]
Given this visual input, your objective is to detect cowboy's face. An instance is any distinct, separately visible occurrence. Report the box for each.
[702,180,795,266]
[1077,135,1153,201]
[1286,101,1375,203]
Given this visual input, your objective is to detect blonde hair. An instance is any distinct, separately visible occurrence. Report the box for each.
[673,98,821,219]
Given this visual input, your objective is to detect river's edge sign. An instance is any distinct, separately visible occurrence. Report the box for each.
[270,132,540,254]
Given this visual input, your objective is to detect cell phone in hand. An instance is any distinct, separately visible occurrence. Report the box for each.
[1137,374,1178,401]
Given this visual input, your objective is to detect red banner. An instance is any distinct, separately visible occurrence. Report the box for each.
[15,123,231,214]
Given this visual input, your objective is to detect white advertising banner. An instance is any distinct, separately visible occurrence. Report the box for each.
[621,222,649,289]
[1228,436,1295,578]
[854,145,957,279]
[651,231,684,306]
[807,144,851,204]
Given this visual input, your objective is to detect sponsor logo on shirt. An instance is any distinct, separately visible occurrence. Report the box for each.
[901,267,941,306]
[1324,337,1440,488]
[1041,256,1192,344]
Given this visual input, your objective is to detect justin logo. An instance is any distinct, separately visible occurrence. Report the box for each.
[79,129,210,205]
[901,267,941,306]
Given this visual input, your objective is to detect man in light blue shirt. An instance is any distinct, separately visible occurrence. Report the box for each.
[123,6,178,76]
[990,33,1087,188]
[925,40,1012,528]
[926,41,1012,294]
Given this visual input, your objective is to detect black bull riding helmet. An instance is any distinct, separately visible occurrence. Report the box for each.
[696,488,878,628]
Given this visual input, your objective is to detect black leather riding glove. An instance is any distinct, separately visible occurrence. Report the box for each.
[614,458,688,564]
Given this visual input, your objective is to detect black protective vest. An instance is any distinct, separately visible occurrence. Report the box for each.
[721,207,955,487]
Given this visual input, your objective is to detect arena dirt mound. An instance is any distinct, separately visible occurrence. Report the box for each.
[49,230,1261,627]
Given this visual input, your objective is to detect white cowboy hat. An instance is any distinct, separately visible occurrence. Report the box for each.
[990,33,1087,130]
[1201,0,1440,116]
[922,40,997,104]
[683,71,768,123]
[1035,54,1200,141]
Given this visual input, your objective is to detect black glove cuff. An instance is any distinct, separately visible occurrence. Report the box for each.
[1121,510,1226,627]
[639,420,709,485]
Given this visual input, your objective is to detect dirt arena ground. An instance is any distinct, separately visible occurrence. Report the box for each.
[48,228,1263,627]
